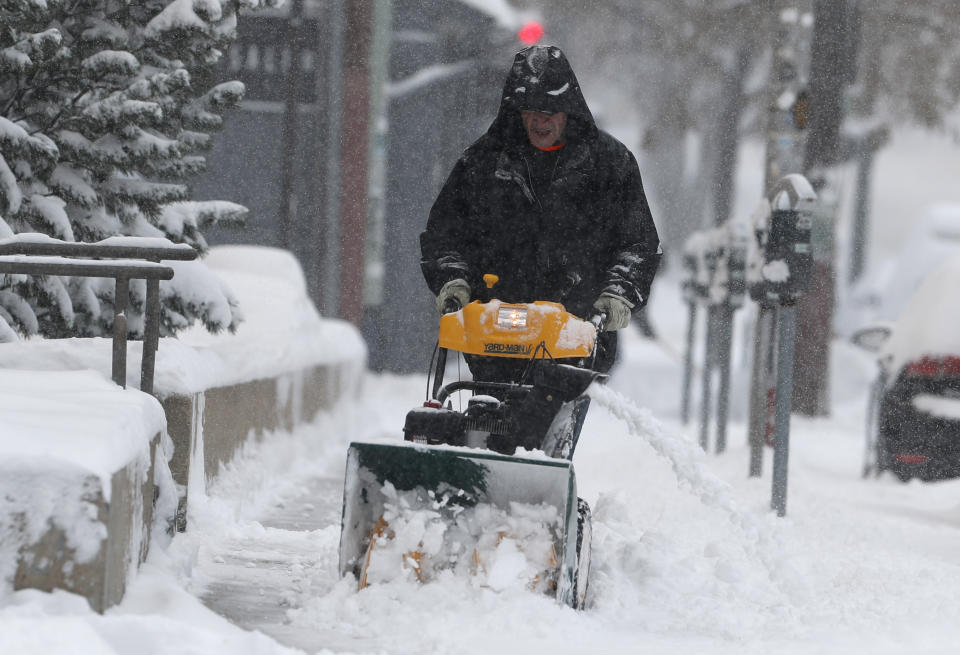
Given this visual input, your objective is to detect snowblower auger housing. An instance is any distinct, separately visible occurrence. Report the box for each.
[338,295,599,608]
[339,442,582,606]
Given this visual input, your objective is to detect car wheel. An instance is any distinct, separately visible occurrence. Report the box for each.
[895,469,913,483]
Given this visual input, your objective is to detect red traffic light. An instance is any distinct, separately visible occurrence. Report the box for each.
[518,21,544,44]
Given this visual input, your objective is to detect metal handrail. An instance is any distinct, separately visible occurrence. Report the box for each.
[0,238,198,395]
[0,240,198,261]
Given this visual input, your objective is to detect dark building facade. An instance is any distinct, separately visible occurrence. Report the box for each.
[193,0,523,372]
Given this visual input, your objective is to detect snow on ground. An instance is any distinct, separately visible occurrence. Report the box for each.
[4,269,960,654]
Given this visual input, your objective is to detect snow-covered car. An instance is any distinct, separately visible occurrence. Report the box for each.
[842,204,960,334]
[854,253,960,481]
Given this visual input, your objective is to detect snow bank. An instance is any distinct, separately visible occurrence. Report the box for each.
[0,246,366,395]
[0,369,165,496]
[164,245,365,392]
[0,369,166,594]
[0,584,302,655]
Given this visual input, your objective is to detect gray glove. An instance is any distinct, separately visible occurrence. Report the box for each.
[592,292,634,331]
[436,278,471,314]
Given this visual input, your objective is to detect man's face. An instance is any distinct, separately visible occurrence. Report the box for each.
[521,110,568,148]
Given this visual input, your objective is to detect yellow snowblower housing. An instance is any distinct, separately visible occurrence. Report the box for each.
[438,299,597,360]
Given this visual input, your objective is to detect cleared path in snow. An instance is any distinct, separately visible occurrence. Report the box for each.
[194,477,343,652]
[186,375,421,653]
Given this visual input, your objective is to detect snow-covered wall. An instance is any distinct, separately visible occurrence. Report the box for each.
[0,246,367,608]
[0,370,167,611]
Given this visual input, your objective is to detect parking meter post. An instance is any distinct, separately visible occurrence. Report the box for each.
[748,301,776,476]
[771,300,797,516]
[715,303,735,454]
[765,181,814,516]
[681,299,697,425]
[699,305,716,451]
[717,236,747,455]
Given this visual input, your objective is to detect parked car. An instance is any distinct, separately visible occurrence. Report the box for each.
[853,253,960,481]
[840,204,960,336]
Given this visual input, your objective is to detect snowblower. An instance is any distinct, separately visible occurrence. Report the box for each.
[338,274,601,608]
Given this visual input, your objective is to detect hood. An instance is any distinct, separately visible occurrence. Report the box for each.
[487,45,597,145]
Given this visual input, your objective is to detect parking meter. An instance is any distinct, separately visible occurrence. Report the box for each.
[725,226,749,309]
[681,248,699,305]
[762,208,812,302]
[748,203,772,303]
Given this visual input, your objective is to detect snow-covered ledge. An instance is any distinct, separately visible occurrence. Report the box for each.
[0,370,168,613]
[0,247,366,608]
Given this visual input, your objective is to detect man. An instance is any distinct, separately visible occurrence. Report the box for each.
[420,45,660,378]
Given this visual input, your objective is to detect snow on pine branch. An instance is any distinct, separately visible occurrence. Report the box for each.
[237,0,287,11]
[80,21,128,48]
[0,216,14,239]
[0,117,60,165]
[1,46,32,73]
[0,290,37,341]
[144,0,224,38]
[124,127,183,160]
[48,165,98,209]
[206,81,245,108]
[126,69,191,101]
[158,200,246,247]
[0,28,62,73]
[80,94,163,130]
[24,194,74,241]
[56,130,127,169]
[0,155,23,216]
[80,50,140,78]
[103,176,188,207]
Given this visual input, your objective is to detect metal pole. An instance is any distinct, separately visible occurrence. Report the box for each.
[715,302,734,454]
[747,302,775,476]
[337,0,373,325]
[112,277,129,388]
[849,147,873,284]
[763,0,813,195]
[278,0,304,250]
[681,300,697,424]
[141,277,161,395]
[771,300,797,517]
[698,305,716,451]
[321,0,345,317]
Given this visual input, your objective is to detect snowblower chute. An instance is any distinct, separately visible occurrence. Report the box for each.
[338,278,599,608]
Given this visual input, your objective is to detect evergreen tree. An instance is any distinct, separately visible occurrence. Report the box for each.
[0,0,279,341]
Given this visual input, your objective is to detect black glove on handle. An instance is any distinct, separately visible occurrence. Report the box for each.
[436,278,471,314]
[591,292,633,331]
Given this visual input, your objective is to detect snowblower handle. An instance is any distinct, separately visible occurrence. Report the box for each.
[590,312,607,333]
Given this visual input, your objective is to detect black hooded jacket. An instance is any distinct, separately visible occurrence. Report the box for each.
[420,46,661,347]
